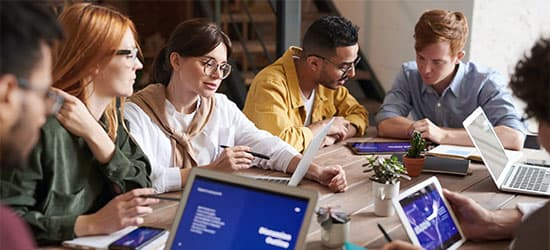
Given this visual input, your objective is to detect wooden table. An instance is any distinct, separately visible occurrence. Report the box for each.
[141,135,550,250]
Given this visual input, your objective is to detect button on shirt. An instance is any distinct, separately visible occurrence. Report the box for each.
[375,61,525,132]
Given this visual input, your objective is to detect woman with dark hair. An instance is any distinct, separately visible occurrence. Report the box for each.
[125,19,347,193]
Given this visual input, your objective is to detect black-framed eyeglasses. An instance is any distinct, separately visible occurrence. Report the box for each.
[17,78,64,115]
[200,57,232,79]
[115,48,139,64]
[310,54,361,79]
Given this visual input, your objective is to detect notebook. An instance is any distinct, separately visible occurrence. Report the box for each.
[164,168,318,250]
[463,107,550,196]
[249,117,335,186]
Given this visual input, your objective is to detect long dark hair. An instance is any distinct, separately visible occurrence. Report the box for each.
[152,18,232,85]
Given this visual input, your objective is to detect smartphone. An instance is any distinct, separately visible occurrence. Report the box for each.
[347,141,411,154]
[109,227,167,250]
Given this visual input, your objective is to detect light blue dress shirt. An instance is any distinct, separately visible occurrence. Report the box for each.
[375,61,524,132]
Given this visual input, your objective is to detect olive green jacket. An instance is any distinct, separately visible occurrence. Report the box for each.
[0,117,151,245]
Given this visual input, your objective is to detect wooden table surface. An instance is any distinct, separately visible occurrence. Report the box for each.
[141,135,550,250]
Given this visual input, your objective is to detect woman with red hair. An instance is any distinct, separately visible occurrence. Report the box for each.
[0,3,157,245]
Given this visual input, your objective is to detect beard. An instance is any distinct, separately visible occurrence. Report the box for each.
[0,104,35,169]
[0,141,27,169]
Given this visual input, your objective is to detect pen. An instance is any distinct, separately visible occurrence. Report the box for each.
[377,223,393,242]
[219,145,271,160]
[140,194,180,202]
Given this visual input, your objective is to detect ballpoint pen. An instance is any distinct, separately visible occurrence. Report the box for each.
[377,223,393,242]
[140,194,180,202]
[219,145,271,160]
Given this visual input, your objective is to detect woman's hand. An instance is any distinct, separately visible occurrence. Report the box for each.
[207,145,255,172]
[54,88,100,139]
[74,188,160,236]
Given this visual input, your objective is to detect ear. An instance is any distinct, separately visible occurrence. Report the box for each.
[456,50,465,63]
[169,52,180,71]
[0,74,21,127]
[306,56,322,72]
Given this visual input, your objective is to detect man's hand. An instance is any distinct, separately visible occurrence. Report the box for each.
[409,118,447,143]
[443,189,521,241]
[208,145,255,172]
[308,117,350,142]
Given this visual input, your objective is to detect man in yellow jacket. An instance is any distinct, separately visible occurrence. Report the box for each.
[243,16,368,152]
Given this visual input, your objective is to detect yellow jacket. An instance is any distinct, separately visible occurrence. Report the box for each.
[243,47,368,152]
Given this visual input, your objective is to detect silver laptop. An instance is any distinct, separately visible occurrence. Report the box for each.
[464,107,550,196]
[251,117,335,186]
[164,168,318,250]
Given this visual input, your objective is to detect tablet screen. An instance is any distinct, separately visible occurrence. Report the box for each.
[399,183,462,250]
[348,142,410,154]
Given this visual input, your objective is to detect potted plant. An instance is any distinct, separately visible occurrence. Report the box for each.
[363,155,409,216]
[403,131,427,177]
[316,206,350,248]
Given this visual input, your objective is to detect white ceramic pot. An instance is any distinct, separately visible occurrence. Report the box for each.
[321,221,350,248]
[373,181,400,217]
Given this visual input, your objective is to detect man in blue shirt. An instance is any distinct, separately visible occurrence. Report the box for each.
[375,10,524,150]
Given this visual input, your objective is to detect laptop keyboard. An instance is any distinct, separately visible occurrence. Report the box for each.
[510,165,550,192]
[254,177,290,185]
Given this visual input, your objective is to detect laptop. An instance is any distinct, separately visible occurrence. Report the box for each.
[164,168,318,250]
[463,107,550,196]
[250,117,335,186]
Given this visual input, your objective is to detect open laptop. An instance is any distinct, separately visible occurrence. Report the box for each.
[251,117,335,186]
[463,107,550,196]
[164,168,318,250]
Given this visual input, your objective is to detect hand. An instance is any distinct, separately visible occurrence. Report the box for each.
[54,88,100,139]
[321,135,338,148]
[410,118,446,143]
[316,165,347,192]
[309,117,350,142]
[380,240,422,250]
[327,116,351,141]
[74,188,160,236]
[442,189,494,240]
[208,145,254,171]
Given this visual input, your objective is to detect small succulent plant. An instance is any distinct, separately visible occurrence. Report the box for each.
[316,206,351,228]
[363,155,409,184]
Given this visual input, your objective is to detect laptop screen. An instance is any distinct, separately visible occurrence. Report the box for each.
[465,110,509,180]
[168,175,310,250]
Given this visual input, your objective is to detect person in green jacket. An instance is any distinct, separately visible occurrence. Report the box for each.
[0,3,158,245]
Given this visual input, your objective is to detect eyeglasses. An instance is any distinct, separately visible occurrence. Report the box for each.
[310,54,361,79]
[115,48,139,65]
[17,78,64,115]
[200,57,232,79]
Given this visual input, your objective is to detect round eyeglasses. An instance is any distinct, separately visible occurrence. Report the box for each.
[310,54,361,79]
[201,57,232,80]
[17,78,65,115]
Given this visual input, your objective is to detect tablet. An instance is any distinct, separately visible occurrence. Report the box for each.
[347,142,410,154]
[392,176,466,250]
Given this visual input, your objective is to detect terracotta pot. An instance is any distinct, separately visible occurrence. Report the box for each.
[372,181,400,217]
[403,155,425,177]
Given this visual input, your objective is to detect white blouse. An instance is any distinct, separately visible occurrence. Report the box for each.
[125,93,299,193]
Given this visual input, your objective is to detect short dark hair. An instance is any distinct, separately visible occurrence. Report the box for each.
[0,1,63,78]
[509,38,550,123]
[302,16,359,56]
[152,18,232,85]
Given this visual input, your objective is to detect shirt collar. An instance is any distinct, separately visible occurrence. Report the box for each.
[281,46,305,109]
